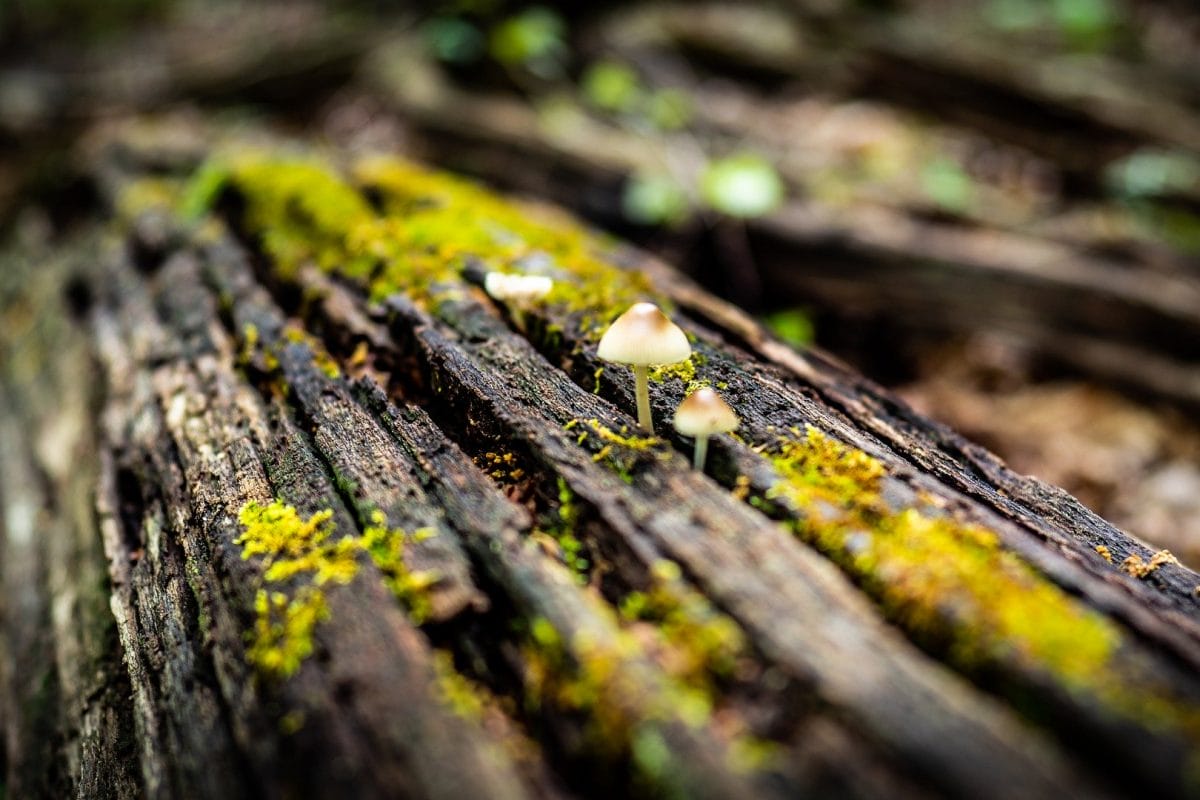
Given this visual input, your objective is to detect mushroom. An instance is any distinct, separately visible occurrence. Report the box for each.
[597,302,691,433]
[673,388,739,471]
[484,271,553,331]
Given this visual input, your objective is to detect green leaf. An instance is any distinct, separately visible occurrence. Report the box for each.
[701,154,785,218]
[646,89,693,131]
[622,174,690,226]
[422,17,484,64]
[920,157,974,213]
[489,7,566,77]
[762,309,814,348]
[1106,149,1200,199]
[580,60,642,114]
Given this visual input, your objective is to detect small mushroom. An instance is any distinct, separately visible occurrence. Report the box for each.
[597,302,691,433]
[484,271,553,331]
[673,388,739,471]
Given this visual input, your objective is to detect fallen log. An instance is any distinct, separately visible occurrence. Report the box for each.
[2,118,1199,800]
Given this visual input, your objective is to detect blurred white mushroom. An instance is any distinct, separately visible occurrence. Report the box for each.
[484,271,553,331]
[673,388,739,471]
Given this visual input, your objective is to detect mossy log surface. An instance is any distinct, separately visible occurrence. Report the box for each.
[364,52,1200,412]
[2,121,1200,800]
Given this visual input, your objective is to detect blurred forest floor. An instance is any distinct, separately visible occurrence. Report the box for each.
[2,0,1200,564]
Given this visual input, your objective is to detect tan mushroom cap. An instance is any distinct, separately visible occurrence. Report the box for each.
[673,388,739,437]
[597,302,691,366]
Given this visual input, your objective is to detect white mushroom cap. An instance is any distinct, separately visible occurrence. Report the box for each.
[484,272,553,303]
[673,388,739,436]
[597,302,691,366]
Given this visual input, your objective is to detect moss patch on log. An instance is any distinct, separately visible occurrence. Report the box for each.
[764,426,1200,741]
[235,500,441,676]
[236,501,357,679]
[362,510,441,624]
[193,153,665,335]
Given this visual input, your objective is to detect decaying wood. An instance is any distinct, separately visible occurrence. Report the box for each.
[3,118,1200,800]
[360,28,1200,411]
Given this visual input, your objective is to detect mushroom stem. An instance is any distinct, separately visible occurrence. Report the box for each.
[634,365,653,433]
[694,435,709,471]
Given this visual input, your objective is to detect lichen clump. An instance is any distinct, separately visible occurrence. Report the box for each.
[618,559,746,694]
[565,417,666,481]
[236,501,359,679]
[1121,550,1180,578]
[764,426,1199,736]
[236,500,440,678]
[363,510,441,624]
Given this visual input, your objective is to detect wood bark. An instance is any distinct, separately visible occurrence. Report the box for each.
[2,119,1200,800]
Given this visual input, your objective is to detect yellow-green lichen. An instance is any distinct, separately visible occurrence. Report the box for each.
[193,150,670,337]
[363,510,440,624]
[355,156,665,335]
[282,325,341,379]
[565,417,667,481]
[618,559,746,694]
[433,649,487,721]
[763,426,1200,740]
[116,177,183,224]
[236,501,360,679]
[236,501,439,676]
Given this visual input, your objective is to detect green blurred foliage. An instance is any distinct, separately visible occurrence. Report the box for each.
[644,89,693,131]
[762,309,815,348]
[920,158,974,213]
[1106,149,1200,199]
[489,6,567,78]
[581,60,643,114]
[985,0,1120,50]
[622,174,690,226]
[701,154,785,218]
[423,16,486,65]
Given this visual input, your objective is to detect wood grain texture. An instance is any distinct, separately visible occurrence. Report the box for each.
[2,120,1198,800]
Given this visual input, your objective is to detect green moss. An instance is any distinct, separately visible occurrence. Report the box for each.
[565,418,666,482]
[246,588,328,681]
[235,501,439,675]
[223,157,378,282]
[363,510,440,624]
[236,501,360,680]
[282,325,341,379]
[764,426,1200,739]
[534,478,589,584]
[520,610,712,765]
[647,351,702,387]
[356,156,665,335]
[618,559,746,692]
[433,650,487,721]
[200,150,673,337]
[116,177,181,223]
[238,322,259,366]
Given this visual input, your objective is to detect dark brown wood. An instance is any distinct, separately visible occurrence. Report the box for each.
[3,118,1200,800]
